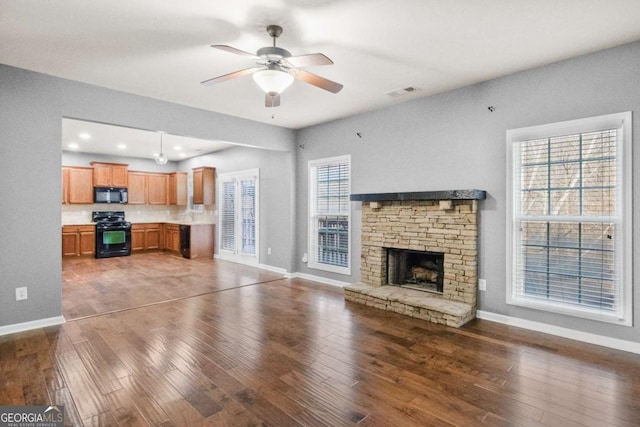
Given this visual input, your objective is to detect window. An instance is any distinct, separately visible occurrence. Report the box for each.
[218,169,259,265]
[507,112,632,325]
[308,155,351,275]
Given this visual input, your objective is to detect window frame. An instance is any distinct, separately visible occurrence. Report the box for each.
[506,112,632,326]
[308,155,351,275]
[217,168,260,266]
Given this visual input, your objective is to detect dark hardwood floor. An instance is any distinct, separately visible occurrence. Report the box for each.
[1,253,639,426]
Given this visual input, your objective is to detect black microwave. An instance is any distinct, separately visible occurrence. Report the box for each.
[94,187,128,204]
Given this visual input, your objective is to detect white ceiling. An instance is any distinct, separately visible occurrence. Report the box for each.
[62,118,233,161]
[3,0,640,131]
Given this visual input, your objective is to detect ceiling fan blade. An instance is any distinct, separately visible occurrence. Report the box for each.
[201,67,261,86]
[265,94,280,108]
[212,45,259,60]
[293,69,343,94]
[282,53,333,68]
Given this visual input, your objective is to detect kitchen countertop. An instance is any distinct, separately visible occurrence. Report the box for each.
[62,220,215,227]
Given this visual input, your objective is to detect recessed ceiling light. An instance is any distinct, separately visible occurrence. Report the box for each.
[78,133,91,140]
[68,143,79,149]
[173,146,182,151]
[117,144,126,150]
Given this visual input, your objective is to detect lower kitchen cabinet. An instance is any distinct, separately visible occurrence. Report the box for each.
[163,224,181,254]
[62,225,95,257]
[131,223,161,252]
[183,224,215,259]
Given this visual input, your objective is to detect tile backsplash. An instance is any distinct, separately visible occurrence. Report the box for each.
[61,204,215,225]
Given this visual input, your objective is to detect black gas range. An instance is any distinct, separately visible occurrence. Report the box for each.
[92,211,132,258]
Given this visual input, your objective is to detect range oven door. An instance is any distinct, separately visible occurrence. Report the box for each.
[95,224,131,258]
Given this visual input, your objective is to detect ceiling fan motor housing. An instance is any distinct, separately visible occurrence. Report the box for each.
[257,46,291,63]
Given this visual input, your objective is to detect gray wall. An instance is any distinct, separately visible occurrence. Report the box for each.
[0,64,295,328]
[295,41,640,343]
[180,146,296,272]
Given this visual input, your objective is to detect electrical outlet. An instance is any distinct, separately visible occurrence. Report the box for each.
[478,279,486,291]
[268,247,272,255]
[16,287,28,301]
[302,253,308,263]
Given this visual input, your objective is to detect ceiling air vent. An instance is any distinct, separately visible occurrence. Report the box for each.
[386,87,420,97]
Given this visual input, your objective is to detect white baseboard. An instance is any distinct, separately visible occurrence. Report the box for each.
[477,310,640,355]
[257,263,289,276]
[290,272,352,288]
[0,316,66,337]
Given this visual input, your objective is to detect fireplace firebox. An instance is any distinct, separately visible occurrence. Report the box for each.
[386,248,444,294]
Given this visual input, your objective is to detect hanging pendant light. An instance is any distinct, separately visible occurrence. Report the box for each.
[155,131,168,165]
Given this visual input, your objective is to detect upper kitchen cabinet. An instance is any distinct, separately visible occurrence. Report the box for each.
[169,172,187,206]
[127,171,147,204]
[91,162,128,187]
[62,166,93,204]
[147,173,168,205]
[192,167,215,205]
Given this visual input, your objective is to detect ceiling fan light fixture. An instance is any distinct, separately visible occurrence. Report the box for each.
[252,68,294,96]
[155,132,168,165]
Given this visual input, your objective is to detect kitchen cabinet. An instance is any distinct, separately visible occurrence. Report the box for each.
[183,224,215,259]
[91,162,128,187]
[163,224,180,254]
[147,173,168,205]
[62,225,95,257]
[127,171,147,204]
[192,167,215,205]
[131,223,161,252]
[62,166,94,204]
[169,172,187,205]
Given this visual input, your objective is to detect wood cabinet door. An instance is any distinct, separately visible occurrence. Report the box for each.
[145,225,161,250]
[92,163,112,186]
[62,229,79,257]
[91,162,128,186]
[192,168,204,204]
[111,164,128,187]
[127,172,147,204]
[67,167,94,204]
[62,167,69,204]
[131,225,145,251]
[168,173,187,205]
[147,173,168,205]
[79,228,95,256]
[193,167,215,205]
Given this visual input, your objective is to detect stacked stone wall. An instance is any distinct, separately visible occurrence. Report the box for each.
[360,200,479,306]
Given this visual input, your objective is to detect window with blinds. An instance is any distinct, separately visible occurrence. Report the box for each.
[308,155,351,274]
[507,113,632,325]
[218,169,259,265]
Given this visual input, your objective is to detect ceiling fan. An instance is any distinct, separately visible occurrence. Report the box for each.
[201,25,343,107]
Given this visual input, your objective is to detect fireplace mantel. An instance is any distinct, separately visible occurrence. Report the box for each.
[350,189,486,202]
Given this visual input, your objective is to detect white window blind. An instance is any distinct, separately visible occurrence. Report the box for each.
[308,155,351,275]
[218,170,259,264]
[240,179,256,255]
[220,179,236,251]
[507,113,632,325]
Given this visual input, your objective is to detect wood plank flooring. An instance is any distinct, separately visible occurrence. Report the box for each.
[1,253,639,426]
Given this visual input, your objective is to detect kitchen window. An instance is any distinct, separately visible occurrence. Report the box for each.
[308,155,351,275]
[506,112,632,325]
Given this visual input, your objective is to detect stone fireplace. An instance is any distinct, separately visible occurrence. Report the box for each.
[344,190,486,327]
